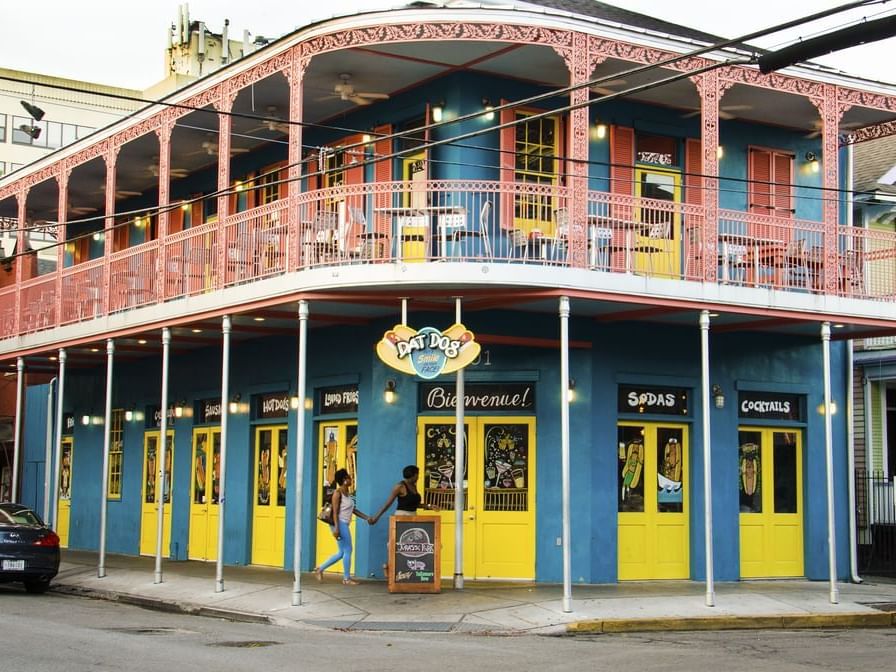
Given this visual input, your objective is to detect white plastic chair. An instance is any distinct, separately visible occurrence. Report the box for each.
[479,200,493,259]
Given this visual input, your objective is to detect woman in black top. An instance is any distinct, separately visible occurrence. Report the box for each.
[369,464,439,524]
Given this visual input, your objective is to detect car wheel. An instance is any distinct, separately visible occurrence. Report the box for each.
[24,579,51,594]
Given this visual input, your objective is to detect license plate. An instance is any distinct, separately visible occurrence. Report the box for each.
[2,559,25,571]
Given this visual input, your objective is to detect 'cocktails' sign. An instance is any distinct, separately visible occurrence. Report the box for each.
[377,323,480,379]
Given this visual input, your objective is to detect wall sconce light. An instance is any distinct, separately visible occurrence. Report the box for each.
[81,414,90,426]
[303,397,314,411]
[805,151,820,173]
[817,400,838,416]
[567,378,577,403]
[228,394,241,414]
[482,98,495,121]
[174,400,186,418]
[384,379,397,404]
[431,101,444,123]
[290,395,299,410]
[712,384,725,409]
[92,415,104,426]
[716,145,724,160]
[92,231,104,242]
[124,404,136,422]
[362,133,372,145]
[594,122,607,140]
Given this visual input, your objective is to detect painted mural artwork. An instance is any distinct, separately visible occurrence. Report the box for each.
[618,426,645,513]
[656,428,683,512]
[211,435,221,505]
[194,434,207,504]
[58,444,72,500]
[277,431,288,507]
[483,423,529,512]
[423,424,468,510]
[257,439,271,506]
[162,437,173,504]
[144,440,157,504]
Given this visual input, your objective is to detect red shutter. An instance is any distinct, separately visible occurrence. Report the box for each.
[168,206,183,234]
[773,153,792,217]
[684,138,703,206]
[748,148,771,214]
[610,125,634,195]
[374,124,393,238]
[500,101,515,230]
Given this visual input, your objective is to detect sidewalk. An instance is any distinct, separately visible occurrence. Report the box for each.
[52,551,896,635]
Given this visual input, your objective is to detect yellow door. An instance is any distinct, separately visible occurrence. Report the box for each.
[418,416,536,580]
[618,423,689,580]
[188,428,221,561]
[251,425,288,567]
[400,153,427,262]
[634,167,681,278]
[140,431,174,556]
[314,421,359,575]
[56,438,73,547]
[739,427,804,578]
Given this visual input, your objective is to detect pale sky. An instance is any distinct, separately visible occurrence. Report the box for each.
[0,1,894,89]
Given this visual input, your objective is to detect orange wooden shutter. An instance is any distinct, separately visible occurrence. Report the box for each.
[610,125,634,195]
[684,138,703,205]
[773,153,792,217]
[500,101,515,230]
[168,205,184,234]
[374,124,393,238]
[748,148,771,214]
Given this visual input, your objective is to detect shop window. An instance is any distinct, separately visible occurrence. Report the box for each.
[107,409,124,499]
[512,111,560,233]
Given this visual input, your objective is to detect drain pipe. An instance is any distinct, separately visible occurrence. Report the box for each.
[454,297,465,591]
[216,315,231,593]
[51,350,66,532]
[155,328,171,584]
[42,377,56,520]
[11,357,24,503]
[291,302,308,606]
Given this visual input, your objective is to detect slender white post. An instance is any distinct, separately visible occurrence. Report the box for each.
[98,339,114,578]
[559,296,572,613]
[699,310,715,607]
[454,297,465,590]
[216,316,231,593]
[292,301,309,606]
[155,328,171,584]
[51,350,66,531]
[821,321,839,603]
[11,357,24,502]
[42,378,56,519]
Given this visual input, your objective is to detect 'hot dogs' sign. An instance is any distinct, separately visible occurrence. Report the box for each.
[377,323,480,379]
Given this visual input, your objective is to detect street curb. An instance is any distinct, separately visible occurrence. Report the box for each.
[51,584,273,625]
[566,611,896,634]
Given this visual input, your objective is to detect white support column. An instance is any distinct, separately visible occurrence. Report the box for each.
[454,297,465,590]
[292,300,309,606]
[559,296,572,613]
[51,350,66,530]
[155,328,171,584]
[216,315,232,593]
[699,310,715,607]
[11,357,24,503]
[821,321,839,604]
[42,378,56,518]
[98,339,114,578]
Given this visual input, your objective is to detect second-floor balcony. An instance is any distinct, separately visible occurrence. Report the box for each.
[1,178,893,341]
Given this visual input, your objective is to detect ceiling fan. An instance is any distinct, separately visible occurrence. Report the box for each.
[148,163,189,178]
[185,139,250,157]
[681,104,752,120]
[68,205,98,216]
[247,106,289,134]
[804,119,864,138]
[325,73,390,106]
[92,186,142,199]
[591,78,628,96]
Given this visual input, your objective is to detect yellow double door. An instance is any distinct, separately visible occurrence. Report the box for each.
[188,428,221,561]
[617,422,689,580]
[56,437,73,547]
[251,425,288,567]
[739,427,804,578]
[140,431,174,556]
[417,416,535,580]
[315,421,359,575]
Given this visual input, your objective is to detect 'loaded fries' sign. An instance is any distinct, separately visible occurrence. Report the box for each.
[377,323,480,379]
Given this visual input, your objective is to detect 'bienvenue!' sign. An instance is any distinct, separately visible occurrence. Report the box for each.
[377,323,480,379]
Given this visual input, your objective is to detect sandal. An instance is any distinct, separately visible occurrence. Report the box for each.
[314,568,323,582]
[342,578,360,586]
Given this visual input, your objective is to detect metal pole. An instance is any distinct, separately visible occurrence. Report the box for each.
[11,357,24,502]
[821,321,839,603]
[454,297,465,590]
[216,315,231,593]
[699,310,715,607]
[98,339,114,578]
[51,350,66,531]
[42,378,56,518]
[155,328,171,584]
[559,296,572,613]
[846,339,861,583]
[292,301,309,606]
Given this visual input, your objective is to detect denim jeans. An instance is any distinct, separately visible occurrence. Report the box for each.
[319,519,352,579]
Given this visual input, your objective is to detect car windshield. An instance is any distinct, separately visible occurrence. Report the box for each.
[0,507,42,526]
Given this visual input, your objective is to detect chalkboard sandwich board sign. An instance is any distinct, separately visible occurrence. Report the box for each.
[387,515,441,594]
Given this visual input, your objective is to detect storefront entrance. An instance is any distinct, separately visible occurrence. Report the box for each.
[188,428,221,561]
[140,431,174,556]
[251,425,288,567]
[314,421,358,575]
[56,437,73,547]
[417,416,535,580]
[739,427,804,578]
[617,422,689,580]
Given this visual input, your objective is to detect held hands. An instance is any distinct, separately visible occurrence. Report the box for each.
[368,515,378,525]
